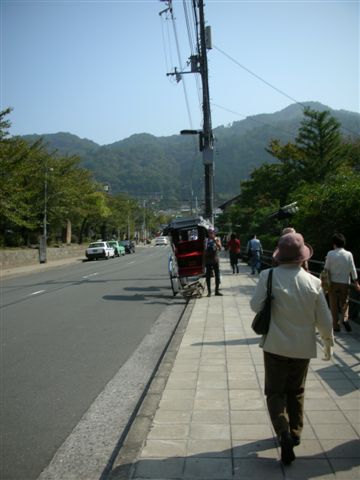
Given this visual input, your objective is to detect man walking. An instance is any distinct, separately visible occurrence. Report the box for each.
[205,229,222,297]
[324,233,360,332]
[247,234,263,274]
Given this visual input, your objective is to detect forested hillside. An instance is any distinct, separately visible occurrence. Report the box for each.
[23,102,359,205]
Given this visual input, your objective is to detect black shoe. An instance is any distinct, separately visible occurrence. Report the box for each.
[291,434,301,446]
[280,431,295,465]
[207,292,211,297]
[215,291,223,296]
[344,321,352,332]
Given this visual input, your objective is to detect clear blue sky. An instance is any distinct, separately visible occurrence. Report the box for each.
[1,0,359,145]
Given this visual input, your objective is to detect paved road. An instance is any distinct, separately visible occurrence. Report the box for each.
[1,246,185,480]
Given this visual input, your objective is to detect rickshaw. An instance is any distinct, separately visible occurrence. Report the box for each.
[163,216,214,298]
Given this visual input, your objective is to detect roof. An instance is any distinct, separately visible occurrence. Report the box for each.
[218,194,242,211]
[163,216,213,235]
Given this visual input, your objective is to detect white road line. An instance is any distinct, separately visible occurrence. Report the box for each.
[82,273,99,279]
[127,261,136,265]
[28,290,46,296]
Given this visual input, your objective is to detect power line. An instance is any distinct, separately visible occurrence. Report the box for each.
[213,44,358,137]
[211,102,299,137]
[213,44,307,109]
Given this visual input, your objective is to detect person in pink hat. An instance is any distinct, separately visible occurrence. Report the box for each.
[250,233,334,466]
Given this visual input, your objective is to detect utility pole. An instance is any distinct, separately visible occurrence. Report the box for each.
[168,0,214,223]
[198,0,214,224]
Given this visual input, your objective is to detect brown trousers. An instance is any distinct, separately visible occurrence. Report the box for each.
[264,351,310,439]
[328,282,350,328]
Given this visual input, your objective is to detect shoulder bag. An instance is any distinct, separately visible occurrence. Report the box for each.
[251,268,273,335]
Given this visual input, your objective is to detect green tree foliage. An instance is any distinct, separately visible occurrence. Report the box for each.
[292,173,360,263]
[217,108,360,262]
[294,108,345,182]
[1,109,172,247]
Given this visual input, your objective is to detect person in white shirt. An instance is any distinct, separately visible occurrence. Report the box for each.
[250,233,333,466]
[247,234,263,274]
[324,233,360,332]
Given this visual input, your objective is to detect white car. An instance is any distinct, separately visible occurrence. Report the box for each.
[85,241,115,260]
[155,236,169,246]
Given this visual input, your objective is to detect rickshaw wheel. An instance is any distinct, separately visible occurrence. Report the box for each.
[170,275,180,296]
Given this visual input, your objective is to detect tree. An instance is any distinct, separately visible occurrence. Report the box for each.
[291,172,360,263]
[295,108,345,182]
[216,108,359,254]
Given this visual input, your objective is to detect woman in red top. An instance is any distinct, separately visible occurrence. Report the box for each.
[227,233,241,274]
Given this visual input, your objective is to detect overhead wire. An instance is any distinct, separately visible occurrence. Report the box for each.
[181,0,203,192]
[183,0,202,110]
[159,14,171,78]
[214,44,307,109]
[213,44,358,137]
[191,0,203,115]
[211,102,299,137]
[168,3,195,131]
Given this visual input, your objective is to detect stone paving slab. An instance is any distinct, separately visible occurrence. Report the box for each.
[110,259,360,480]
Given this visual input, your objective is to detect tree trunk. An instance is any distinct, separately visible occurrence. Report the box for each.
[79,217,88,244]
[66,219,72,245]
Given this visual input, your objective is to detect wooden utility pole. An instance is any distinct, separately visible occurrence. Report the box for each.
[198,0,214,223]
[162,0,214,223]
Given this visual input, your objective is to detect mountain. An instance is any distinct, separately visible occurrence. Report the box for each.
[22,102,360,205]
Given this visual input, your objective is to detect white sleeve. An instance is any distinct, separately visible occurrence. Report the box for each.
[250,270,269,313]
[349,253,358,281]
[315,289,334,347]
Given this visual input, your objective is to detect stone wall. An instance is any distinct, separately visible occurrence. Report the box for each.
[0,245,86,268]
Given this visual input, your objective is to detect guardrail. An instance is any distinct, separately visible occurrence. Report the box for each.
[239,247,360,322]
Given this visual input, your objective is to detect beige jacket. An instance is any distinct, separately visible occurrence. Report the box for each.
[250,265,334,359]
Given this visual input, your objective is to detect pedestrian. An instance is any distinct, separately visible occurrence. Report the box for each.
[205,229,222,297]
[324,233,360,332]
[247,234,263,274]
[250,232,334,466]
[281,227,296,235]
[227,233,241,274]
[274,228,309,271]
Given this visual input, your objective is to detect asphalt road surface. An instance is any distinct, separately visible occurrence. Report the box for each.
[1,246,185,480]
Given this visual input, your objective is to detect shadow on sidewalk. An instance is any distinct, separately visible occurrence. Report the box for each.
[107,439,360,479]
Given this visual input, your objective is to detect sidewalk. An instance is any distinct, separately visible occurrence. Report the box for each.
[108,259,360,480]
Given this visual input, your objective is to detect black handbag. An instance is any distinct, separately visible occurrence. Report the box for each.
[251,269,273,335]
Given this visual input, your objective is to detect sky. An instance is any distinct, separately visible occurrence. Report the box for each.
[1,0,359,145]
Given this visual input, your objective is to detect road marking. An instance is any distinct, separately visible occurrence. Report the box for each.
[29,290,46,296]
[127,261,136,265]
[82,273,99,279]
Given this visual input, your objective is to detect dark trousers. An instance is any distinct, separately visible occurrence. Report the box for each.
[264,351,310,439]
[205,261,220,293]
[229,252,239,273]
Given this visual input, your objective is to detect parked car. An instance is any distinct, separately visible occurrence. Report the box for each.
[119,240,135,254]
[107,240,126,257]
[155,236,169,246]
[85,241,115,260]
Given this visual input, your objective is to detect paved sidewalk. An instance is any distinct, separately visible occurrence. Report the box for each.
[109,259,360,479]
